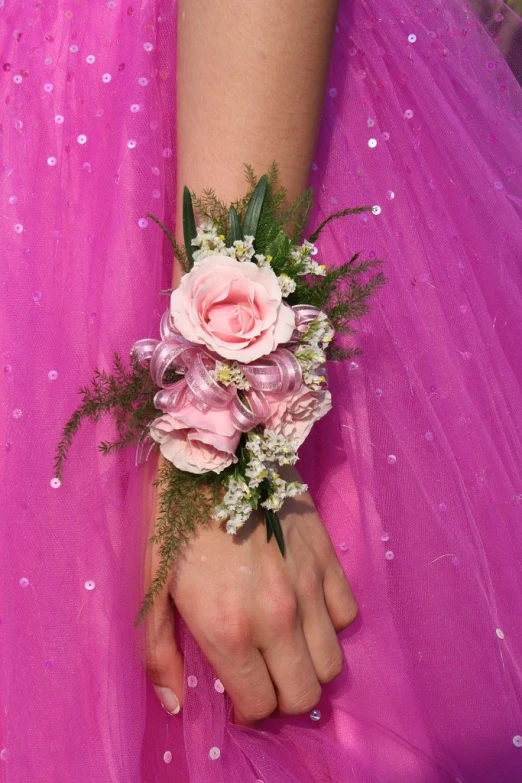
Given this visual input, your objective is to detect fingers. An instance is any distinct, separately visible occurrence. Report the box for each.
[322,554,359,632]
[258,593,322,716]
[188,612,278,726]
[144,455,184,715]
[145,585,185,715]
[301,590,344,683]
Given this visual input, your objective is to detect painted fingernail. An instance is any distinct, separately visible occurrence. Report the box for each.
[153,686,181,715]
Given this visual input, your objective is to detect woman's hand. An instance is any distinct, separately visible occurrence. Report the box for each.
[145,462,358,725]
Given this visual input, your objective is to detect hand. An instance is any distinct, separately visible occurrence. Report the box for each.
[145,460,358,725]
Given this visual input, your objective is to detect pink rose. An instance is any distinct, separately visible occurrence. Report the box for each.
[150,400,240,474]
[264,386,332,448]
[170,255,295,363]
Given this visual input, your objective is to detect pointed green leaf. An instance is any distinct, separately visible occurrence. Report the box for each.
[270,511,286,557]
[265,509,273,543]
[182,186,197,269]
[228,205,243,245]
[242,174,268,239]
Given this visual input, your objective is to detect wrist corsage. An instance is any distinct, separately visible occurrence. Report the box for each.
[55,164,384,619]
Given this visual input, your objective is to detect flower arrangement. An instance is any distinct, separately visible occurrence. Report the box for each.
[55,164,384,619]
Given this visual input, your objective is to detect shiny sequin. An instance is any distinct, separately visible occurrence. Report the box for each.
[187,675,198,688]
[138,218,149,229]
[385,550,395,560]
[0,749,7,761]
[84,580,95,591]
[12,409,22,419]
[19,577,29,587]
[425,431,434,442]
[102,73,112,83]
[47,157,58,166]
[387,454,397,464]
[138,77,149,86]
[310,709,321,721]
[372,205,382,215]
[43,83,54,93]
[13,75,22,84]
[209,747,221,760]
[381,532,390,542]
[163,751,172,764]
[130,103,140,113]
[50,478,61,489]
[214,679,225,693]
[408,34,417,43]
[339,541,349,552]
[14,223,24,233]
[387,190,395,200]
[69,44,79,53]
[48,370,58,381]
[404,109,414,119]
[8,195,18,204]
[77,134,88,145]
[127,139,137,149]
[513,736,522,748]
[368,138,378,148]
[496,628,505,640]
[86,55,96,64]
[329,88,337,97]
[143,42,154,52]
[54,115,64,125]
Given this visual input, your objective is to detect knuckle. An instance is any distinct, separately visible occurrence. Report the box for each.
[145,646,173,680]
[211,612,250,653]
[318,650,344,683]
[267,590,298,632]
[336,600,359,631]
[241,696,278,723]
[282,684,322,716]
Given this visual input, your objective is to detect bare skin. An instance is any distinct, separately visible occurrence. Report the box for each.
[145,463,358,724]
[145,0,359,724]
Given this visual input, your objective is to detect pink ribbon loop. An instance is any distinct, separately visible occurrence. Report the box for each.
[131,338,160,365]
[243,348,302,394]
[131,307,309,440]
[231,389,271,432]
[185,353,236,411]
[288,304,323,342]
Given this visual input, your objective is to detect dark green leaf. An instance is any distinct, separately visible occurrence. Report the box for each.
[266,510,273,543]
[242,174,268,239]
[183,186,197,269]
[228,205,243,244]
[266,510,285,556]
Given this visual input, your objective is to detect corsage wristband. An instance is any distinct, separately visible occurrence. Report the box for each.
[55,164,384,620]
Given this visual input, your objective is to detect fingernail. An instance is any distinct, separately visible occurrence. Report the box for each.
[153,686,181,715]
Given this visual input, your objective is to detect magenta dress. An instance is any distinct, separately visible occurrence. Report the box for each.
[1,0,522,781]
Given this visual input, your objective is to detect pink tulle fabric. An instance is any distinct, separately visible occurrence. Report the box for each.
[1,1,522,781]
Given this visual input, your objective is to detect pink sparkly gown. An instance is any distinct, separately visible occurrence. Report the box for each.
[1,1,522,781]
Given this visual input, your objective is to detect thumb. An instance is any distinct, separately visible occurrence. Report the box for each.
[144,459,185,715]
[146,593,184,715]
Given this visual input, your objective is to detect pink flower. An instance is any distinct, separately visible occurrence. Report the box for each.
[150,400,240,474]
[264,386,332,448]
[170,255,295,363]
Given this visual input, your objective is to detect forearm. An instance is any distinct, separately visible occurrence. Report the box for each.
[174,0,339,279]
